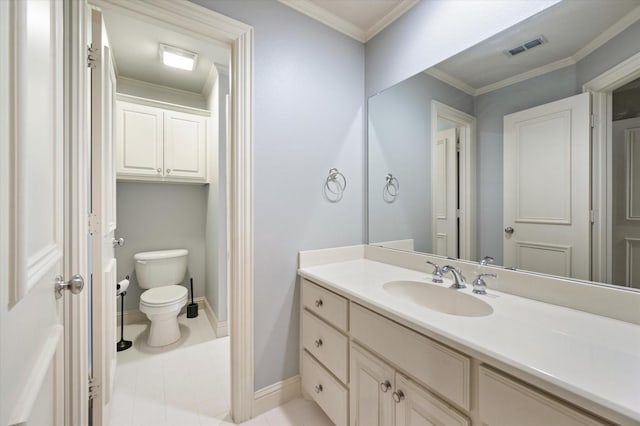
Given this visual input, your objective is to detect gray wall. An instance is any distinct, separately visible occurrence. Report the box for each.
[365,0,560,97]
[191,0,365,391]
[205,71,229,322]
[116,182,207,311]
[369,72,473,252]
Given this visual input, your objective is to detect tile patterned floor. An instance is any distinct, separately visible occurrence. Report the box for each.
[109,313,332,425]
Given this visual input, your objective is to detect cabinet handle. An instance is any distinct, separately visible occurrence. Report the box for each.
[315,299,323,308]
[392,390,405,403]
[314,339,323,348]
[156,168,161,174]
[166,168,171,174]
[315,384,323,394]
[380,380,391,393]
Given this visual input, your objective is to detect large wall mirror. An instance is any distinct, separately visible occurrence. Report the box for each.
[368,0,640,290]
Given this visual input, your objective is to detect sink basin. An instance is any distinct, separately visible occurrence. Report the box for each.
[383,281,493,317]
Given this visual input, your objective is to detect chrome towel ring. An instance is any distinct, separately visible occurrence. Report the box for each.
[324,168,346,202]
[383,173,399,203]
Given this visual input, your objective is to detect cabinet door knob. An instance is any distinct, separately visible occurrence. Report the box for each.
[505,226,514,234]
[380,380,391,393]
[156,168,162,174]
[166,168,171,174]
[314,339,323,348]
[315,299,323,308]
[315,384,323,393]
[392,390,405,403]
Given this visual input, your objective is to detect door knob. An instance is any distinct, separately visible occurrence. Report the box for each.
[55,274,85,298]
[112,237,125,247]
[504,226,514,234]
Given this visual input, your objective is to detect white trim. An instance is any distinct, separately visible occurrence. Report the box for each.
[201,296,229,337]
[115,92,210,116]
[85,0,254,422]
[573,4,640,62]
[424,68,475,96]
[625,238,640,288]
[278,0,416,43]
[8,325,63,425]
[584,50,640,284]
[431,101,477,261]
[252,375,301,418]
[201,64,219,99]
[116,76,207,109]
[365,1,418,41]
[278,0,366,42]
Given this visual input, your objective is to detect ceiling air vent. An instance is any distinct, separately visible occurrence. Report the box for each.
[504,35,547,57]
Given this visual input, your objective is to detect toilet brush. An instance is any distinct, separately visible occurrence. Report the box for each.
[187,277,198,318]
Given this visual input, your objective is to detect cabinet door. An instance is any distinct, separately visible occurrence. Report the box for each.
[116,101,164,177]
[350,344,395,426]
[164,111,207,180]
[395,374,470,426]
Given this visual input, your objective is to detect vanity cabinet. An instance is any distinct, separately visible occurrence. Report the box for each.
[300,277,613,426]
[116,100,208,182]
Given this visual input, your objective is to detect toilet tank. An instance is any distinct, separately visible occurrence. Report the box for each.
[134,249,189,289]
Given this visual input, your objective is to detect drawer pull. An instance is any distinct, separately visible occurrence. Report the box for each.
[315,384,323,394]
[380,380,392,393]
[392,390,405,403]
[315,299,323,307]
[314,338,323,348]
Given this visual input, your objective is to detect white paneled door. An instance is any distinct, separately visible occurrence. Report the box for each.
[612,117,640,288]
[1,1,69,425]
[433,128,458,258]
[503,92,591,280]
[90,9,117,426]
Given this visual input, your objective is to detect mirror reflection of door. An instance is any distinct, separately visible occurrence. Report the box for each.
[611,78,640,288]
[433,126,459,258]
[503,92,591,280]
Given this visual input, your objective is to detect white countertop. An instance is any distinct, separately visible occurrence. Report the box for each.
[298,258,640,422]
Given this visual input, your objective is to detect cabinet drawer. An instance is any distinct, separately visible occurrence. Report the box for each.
[302,351,348,426]
[479,366,609,426]
[302,279,348,332]
[302,310,349,383]
[350,303,470,410]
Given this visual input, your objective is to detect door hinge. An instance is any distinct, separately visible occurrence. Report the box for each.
[456,140,461,152]
[590,114,596,128]
[87,44,98,69]
[88,213,99,235]
[590,209,596,224]
[88,377,100,400]
[456,209,461,218]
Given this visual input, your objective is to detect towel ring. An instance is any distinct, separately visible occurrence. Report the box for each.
[325,168,347,195]
[385,173,399,197]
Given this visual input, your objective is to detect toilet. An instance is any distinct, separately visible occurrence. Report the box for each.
[134,249,189,347]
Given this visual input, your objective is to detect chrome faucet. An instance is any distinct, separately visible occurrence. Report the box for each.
[441,265,466,289]
[426,261,443,283]
[472,273,497,295]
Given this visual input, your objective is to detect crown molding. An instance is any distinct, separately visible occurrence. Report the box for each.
[278,0,366,42]
[365,0,418,41]
[424,68,476,96]
[573,4,640,63]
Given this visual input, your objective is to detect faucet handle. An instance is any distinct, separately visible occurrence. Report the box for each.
[472,273,497,295]
[426,261,443,283]
[480,256,494,266]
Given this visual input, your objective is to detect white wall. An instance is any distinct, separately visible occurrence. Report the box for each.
[115,182,207,311]
[364,0,560,97]
[191,0,365,391]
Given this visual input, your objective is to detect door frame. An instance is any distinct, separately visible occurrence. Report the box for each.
[430,101,477,261]
[69,0,255,423]
[584,51,640,283]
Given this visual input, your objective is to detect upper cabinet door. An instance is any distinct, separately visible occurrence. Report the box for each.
[116,101,164,177]
[163,110,207,180]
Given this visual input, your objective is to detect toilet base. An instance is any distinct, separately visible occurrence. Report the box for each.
[146,314,181,347]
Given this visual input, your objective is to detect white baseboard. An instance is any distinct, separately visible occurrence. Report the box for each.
[201,296,229,337]
[252,375,301,417]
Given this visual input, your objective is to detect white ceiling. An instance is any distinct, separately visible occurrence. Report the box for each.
[102,10,230,94]
[430,0,640,95]
[279,0,417,42]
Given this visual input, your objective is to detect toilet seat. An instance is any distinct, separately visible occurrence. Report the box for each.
[140,285,188,308]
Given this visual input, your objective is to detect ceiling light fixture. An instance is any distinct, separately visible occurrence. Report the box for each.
[159,44,198,71]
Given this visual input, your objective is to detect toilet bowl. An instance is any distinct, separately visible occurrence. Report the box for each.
[134,249,189,347]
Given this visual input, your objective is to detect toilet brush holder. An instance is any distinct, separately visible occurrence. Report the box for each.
[117,276,132,352]
[187,277,198,318]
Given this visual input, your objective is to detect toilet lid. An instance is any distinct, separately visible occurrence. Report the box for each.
[140,285,188,307]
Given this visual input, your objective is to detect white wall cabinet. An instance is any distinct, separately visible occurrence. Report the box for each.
[116,100,208,182]
[300,278,612,426]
